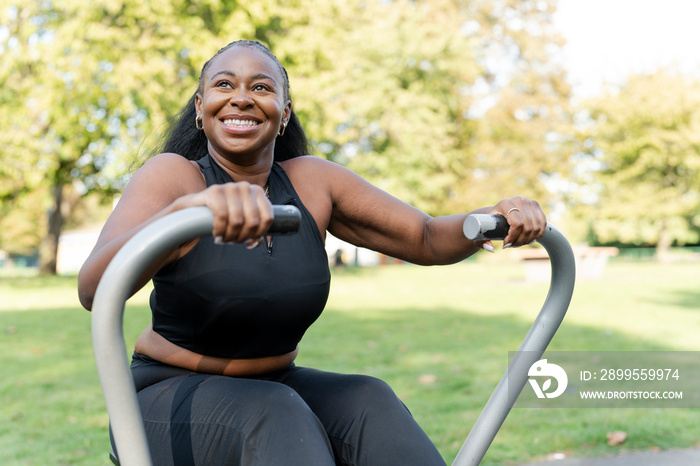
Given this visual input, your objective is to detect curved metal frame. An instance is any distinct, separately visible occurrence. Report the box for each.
[453,216,576,465]
[92,208,575,466]
[92,207,215,466]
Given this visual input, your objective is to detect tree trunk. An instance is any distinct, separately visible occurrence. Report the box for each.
[39,183,64,275]
[656,216,672,263]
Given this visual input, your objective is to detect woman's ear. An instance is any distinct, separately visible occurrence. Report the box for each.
[195,93,203,118]
[283,99,292,126]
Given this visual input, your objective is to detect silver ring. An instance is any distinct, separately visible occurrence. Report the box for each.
[506,207,520,217]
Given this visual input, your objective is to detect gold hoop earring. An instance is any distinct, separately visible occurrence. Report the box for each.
[195,115,203,131]
[278,123,287,137]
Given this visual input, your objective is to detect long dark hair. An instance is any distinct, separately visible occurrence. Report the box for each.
[158,40,309,162]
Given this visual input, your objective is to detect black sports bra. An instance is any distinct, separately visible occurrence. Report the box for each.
[149,154,331,358]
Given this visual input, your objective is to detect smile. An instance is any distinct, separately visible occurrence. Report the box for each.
[223,119,260,127]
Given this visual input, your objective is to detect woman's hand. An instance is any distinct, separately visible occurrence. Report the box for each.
[487,197,547,249]
[176,181,273,245]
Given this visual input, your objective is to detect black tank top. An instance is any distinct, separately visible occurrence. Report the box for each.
[149,155,331,358]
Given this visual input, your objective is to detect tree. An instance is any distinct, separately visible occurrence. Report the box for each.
[273,0,573,215]
[469,0,574,208]
[582,71,700,260]
[0,1,223,271]
[0,0,315,273]
[1,0,574,272]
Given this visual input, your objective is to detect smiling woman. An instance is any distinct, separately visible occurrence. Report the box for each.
[195,47,291,161]
[78,40,547,466]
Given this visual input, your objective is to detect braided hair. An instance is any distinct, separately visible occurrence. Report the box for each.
[159,40,308,162]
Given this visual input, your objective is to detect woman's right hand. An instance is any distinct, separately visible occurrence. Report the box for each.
[175,181,274,245]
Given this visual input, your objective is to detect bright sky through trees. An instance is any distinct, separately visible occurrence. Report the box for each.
[554,0,700,97]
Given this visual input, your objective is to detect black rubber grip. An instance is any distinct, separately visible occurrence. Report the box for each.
[268,205,302,234]
[463,214,509,241]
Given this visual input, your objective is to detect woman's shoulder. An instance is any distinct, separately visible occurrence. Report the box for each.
[142,152,202,171]
[279,154,330,167]
[136,153,203,181]
[128,153,205,194]
[279,155,351,179]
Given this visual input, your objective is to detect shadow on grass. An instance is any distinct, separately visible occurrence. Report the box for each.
[652,289,700,311]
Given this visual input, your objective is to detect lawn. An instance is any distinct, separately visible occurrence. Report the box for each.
[1,256,699,465]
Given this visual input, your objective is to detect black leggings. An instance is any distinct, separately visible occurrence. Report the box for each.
[114,353,447,466]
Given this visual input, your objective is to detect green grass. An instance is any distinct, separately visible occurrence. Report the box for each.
[1,259,700,465]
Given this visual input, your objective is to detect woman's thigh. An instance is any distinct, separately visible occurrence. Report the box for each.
[126,373,335,466]
[280,367,447,466]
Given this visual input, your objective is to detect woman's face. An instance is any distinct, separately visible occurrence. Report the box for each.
[195,46,291,161]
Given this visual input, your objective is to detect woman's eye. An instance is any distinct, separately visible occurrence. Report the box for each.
[216,81,233,88]
[253,84,269,91]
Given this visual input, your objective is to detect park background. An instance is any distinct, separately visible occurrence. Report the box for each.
[1,0,700,464]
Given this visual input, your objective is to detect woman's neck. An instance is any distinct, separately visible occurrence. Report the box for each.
[208,150,274,187]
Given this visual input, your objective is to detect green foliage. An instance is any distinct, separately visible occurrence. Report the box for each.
[0,0,207,258]
[0,0,573,262]
[581,71,700,251]
[465,0,575,209]
[272,0,481,214]
[274,0,573,215]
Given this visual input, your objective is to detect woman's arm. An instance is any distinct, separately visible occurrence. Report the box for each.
[292,158,546,266]
[78,154,202,309]
[77,153,274,310]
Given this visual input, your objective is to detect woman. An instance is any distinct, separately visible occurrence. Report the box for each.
[79,40,546,465]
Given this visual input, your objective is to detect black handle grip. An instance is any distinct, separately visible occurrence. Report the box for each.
[269,205,302,234]
[463,214,509,241]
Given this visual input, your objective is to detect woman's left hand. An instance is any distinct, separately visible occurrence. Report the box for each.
[488,197,547,249]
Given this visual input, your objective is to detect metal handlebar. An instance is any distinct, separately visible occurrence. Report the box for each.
[453,214,576,466]
[91,206,300,466]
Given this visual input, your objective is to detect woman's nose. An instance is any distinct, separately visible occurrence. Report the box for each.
[229,88,254,108]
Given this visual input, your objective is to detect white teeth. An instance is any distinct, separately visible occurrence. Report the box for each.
[223,119,259,127]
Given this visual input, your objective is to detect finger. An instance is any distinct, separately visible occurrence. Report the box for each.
[511,199,546,246]
[499,198,530,247]
[206,186,231,240]
[235,182,263,242]
[501,206,524,248]
[221,183,245,242]
[520,199,546,245]
[518,201,538,245]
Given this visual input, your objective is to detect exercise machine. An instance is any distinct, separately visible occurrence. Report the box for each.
[91,209,575,465]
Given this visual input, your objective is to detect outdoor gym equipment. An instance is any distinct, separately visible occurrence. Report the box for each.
[92,209,575,466]
[454,214,575,465]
